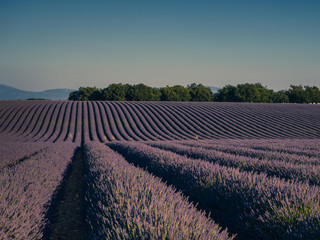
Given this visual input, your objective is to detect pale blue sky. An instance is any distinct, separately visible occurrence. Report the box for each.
[1,0,319,91]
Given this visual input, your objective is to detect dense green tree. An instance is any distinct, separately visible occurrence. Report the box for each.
[286,85,307,103]
[68,87,102,101]
[131,83,161,101]
[215,83,276,103]
[285,85,320,103]
[214,85,238,102]
[272,91,289,103]
[160,85,191,101]
[172,85,191,101]
[160,87,177,101]
[188,83,213,102]
[235,83,273,103]
[79,87,100,101]
[234,83,261,102]
[103,83,128,101]
[68,91,81,100]
[88,89,104,100]
[68,82,320,103]
[124,84,134,101]
[304,86,320,103]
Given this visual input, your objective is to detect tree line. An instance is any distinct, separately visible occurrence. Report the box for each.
[69,83,213,102]
[215,83,320,103]
[69,83,320,103]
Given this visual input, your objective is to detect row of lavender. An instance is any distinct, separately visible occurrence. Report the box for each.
[0,142,52,169]
[83,142,232,239]
[148,140,320,185]
[108,141,320,239]
[0,141,234,239]
[1,101,320,142]
[0,142,77,239]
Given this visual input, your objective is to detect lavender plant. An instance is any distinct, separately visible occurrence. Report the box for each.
[109,141,320,239]
[148,141,320,185]
[83,142,233,240]
[179,140,320,165]
[0,142,51,169]
[1,101,320,141]
[0,142,78,239]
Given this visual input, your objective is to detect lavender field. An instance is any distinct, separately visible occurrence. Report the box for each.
[1,100,320,239]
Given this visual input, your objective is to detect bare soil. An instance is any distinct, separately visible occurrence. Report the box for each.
[47,149,87,240]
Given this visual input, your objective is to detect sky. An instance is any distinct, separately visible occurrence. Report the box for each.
[0,0,319,91]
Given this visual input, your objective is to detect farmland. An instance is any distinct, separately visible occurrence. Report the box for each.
[0,100,320,239]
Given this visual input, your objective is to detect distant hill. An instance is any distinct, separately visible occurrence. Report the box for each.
[0,84,74,100]
[207,86,220,94]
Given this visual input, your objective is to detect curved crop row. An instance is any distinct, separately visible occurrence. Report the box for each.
[1,101,320,142]
[0,142,52,169]
[108,141,320,240]
[0,142,78,239]
[179,139,320,165]
[83,142,233,240]
[148,141,320,185]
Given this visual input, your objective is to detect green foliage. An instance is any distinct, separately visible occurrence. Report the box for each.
[234,83,274,103]
[103,83,128,101]
[287,85,320,103]
[214,83,319,103]
[187,83,214,102]
[131,84,161,101]
[89,89,104,101]
[305,86,320,103]
[160,85,191,101]
[272,91,289,103]
[287,85,306,103]
[68,87,103,101]
[69,83,211,102]
[68,82,320,103]
[214,85,238,102]
[68,91,80,101]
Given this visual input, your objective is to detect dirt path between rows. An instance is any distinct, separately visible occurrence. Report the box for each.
[47,149,87,240]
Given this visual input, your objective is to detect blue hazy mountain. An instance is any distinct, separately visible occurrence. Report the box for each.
[0,84,74,100]
[207,86,220,94]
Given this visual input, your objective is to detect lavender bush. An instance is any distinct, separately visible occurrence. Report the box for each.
[148,141,320,185]
[83,142,233,240]
[0,142,51,169]
[1,101,320,141]
[0,142,78,239]
[183,141,320,165]
[109,141,320,239]
[183,139,320,159]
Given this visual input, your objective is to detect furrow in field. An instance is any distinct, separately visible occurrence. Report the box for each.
[109,101,142,140]
[13,103,40,135]
[149,141,320,185]
[27,102,56,141]
[83,141,233,239]
[6,103,34,134]
[131,102,178,140]
[36,102,64,141]
[0,142,77,239]
[95,101,114,141]
[124,102,169,140]
[18,102,50,139]
[141,102,190,139]
[114,101,152,140]
[53,101,71,142]
[45,102,67,142]
[109,141,320,240]
[73,101,82,144]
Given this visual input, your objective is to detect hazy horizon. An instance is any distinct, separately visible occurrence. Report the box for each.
[1,1,319,92]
